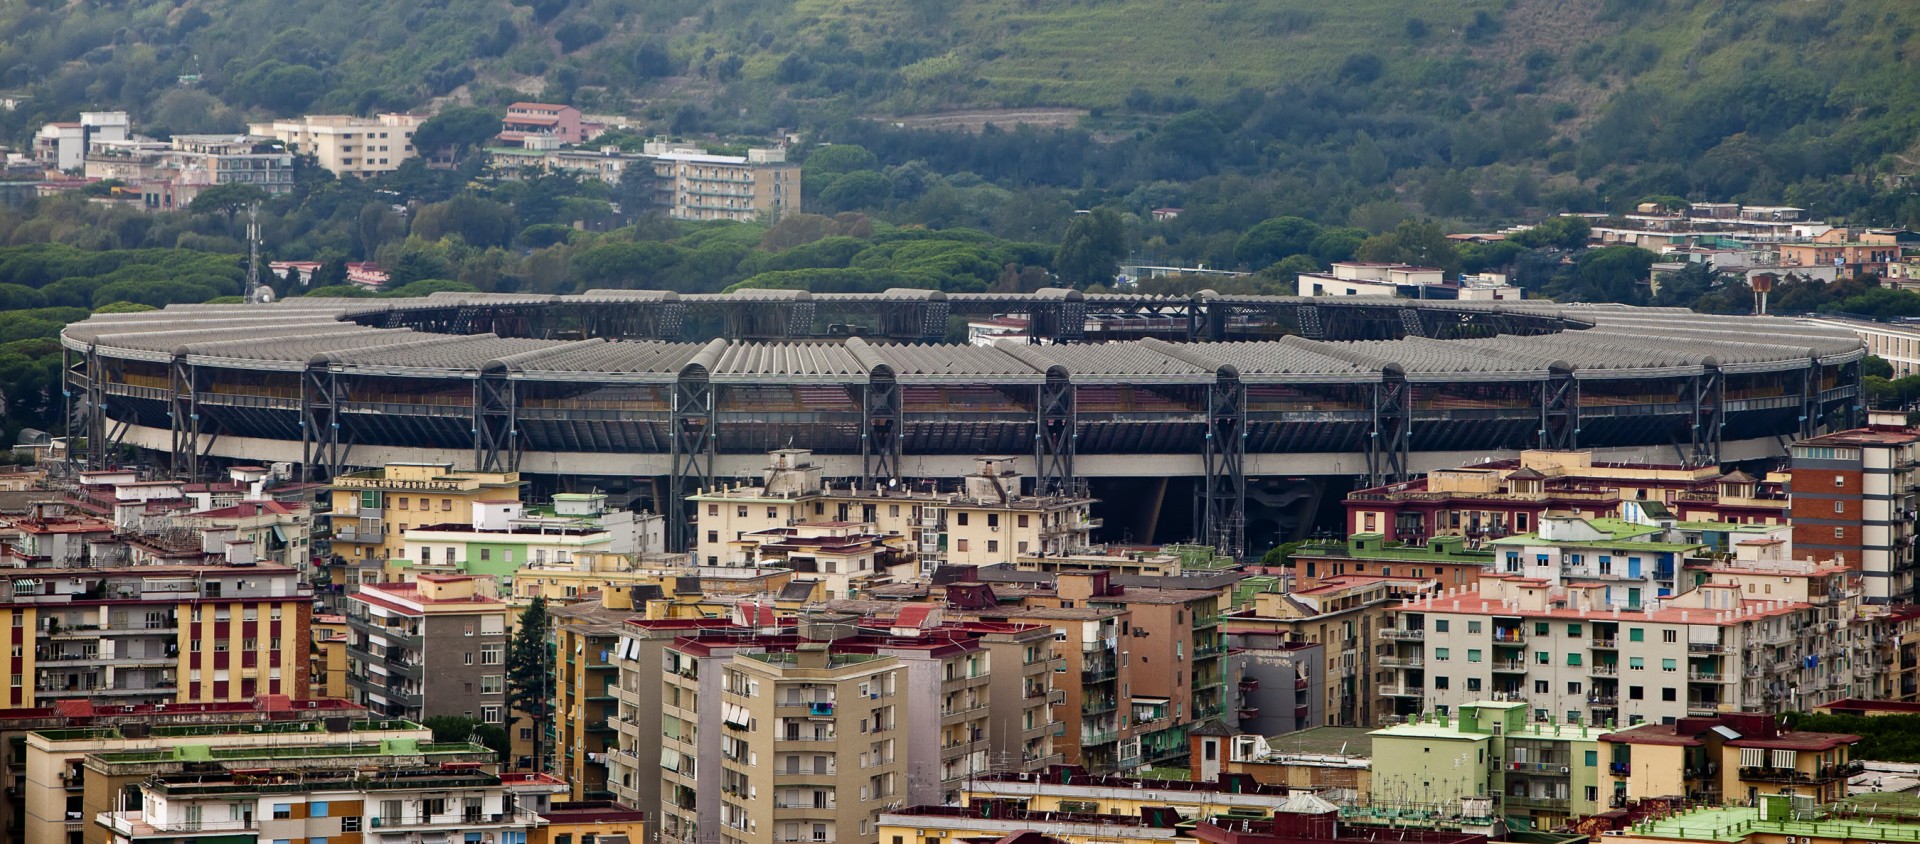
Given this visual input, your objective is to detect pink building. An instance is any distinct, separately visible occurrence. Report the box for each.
[500,102,585,147]
[346,262,388,290]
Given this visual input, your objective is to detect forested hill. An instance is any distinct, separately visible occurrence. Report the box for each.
[4,0,1920,223]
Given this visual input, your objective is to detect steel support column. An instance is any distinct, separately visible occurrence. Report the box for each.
[168,355,200,480]
[1035,369,1075,497]
[300,363,344,483]
[1540,368,1579,451]
[1201,371,1246,559]
[1367,372,1411,487]
[474,366,519,473]
[1689,368,1723,466]
[862,367,902,487]
[64,346,105,471]
[668,360,716,554]
[1800,363,1822,439]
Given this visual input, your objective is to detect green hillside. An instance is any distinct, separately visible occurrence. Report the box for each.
[2,0,1920,227]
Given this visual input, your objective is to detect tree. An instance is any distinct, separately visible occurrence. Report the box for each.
[421,715,508,762]
[1053,208,1126,288]
[1234,216,1322,270]
[1259,542,1301,567]
[1355,220,1462,277]
[188,183,269,219]
[507,597,553,772]
[413,107,505,161]
[1867,355,1895,380]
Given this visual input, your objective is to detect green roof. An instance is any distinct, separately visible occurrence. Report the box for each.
[92,740,486,765]
[1256,726,1374,757]
[1294,541,1494,564]
[1673,520,1774,532]
[1630,806,1920,843]
[1489,518,1707,551]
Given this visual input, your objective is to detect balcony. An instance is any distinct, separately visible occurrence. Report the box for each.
[1688,643,1730,656]
[1492,630,1526,644]
[1590,663,1619,676]
[1378,629,1425,641]
[1506,796,1570,813]
[1590,638,1618,650]
[1380,686,1425,698]
[1081,664,1118,683]
[1588,695,1619,707]
[1688,672,1726,683]
[1379,656,1424,669]
[1081,729,1119,746]
[1491,660,1528,673]
[1080,698,1117,716]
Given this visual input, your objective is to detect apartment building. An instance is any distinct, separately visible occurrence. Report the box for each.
[35,111,128,171]
[326,462,523,566]
[27,715,428,844]
[1228,633,1325,736]
[0,558,311,708]
[691,449,1099,573]
[1386,550,1867,727]
[606,617,739,814]
[344,574,510,723]
[1789,425,1920,602]
[1225,575,1431,727]
[0,696,361,844]
[646,142,800,221]
[248,112,425,176]
[1346,450,1789,541]
[1371,701,1613,829]
[1599,711,1860,807]
[96,752,536,844]
[944,602,1132,771]
[500,102,587,146]
[552,591,641,800]
[1195,726,1373,795]
[309,613,349,699]
[1291,534,1489,593]
[883,792,1489,844]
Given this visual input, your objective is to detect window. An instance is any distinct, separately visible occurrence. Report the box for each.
[443,498,453,511]
[311,802,328,818]
[956,513,968,526]
[1534,680,1549,693]
[1662,687,1677,701]
[1435,648,1450,662]
[273,804,292,820]
[986,540,999,553]
[1466,678,1481,691]
[1835,475,1845,487]
[1835,500,1845,514]
[1629,627,1645,642]
[1466,649,1481,663]
[1836,527,1845,539]
[482,705,503,723]
[1629,685,1644,700]
[987,514,999,528]
[1629,656,1645,669]
[1567,624,1582,638]
[956,539,969,552]
[1567,653,1582,666]
[1467,620,1481,633]
[1535,651,1549,665]
[398,497,409,510]
[1435,620,1450,633]
[1434,676,1449,689]
[1662,630,1678,643]
[1018,514,1029,528]
[1568,681,1582,694]
[482,675,504,694]
[464,652,474,666]
[481,548,491,561]
[1662,658,1677,672]
[481,644,503,665]
[1534,622,1549,635]
[737,506,748,517]
[1584,750,1598,766]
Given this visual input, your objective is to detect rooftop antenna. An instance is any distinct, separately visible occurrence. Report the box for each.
[244,202,272,304]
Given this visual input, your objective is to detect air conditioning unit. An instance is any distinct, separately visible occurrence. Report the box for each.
[1560,767,1570,774]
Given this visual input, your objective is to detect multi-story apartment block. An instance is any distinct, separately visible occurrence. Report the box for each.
[0,696,361,844]
[883,790,1488,844]
[96,750,538,844]
[326,462,522,569]
[1226,574,1432,727]
[649,611,1054,844]
[247,113,425,176]
[500,102,587,146]
[691,449,1098,575]
[1600,711,1860,807]
[553,590,641,800]
[344,574,510,723]
[1386,539,1868,728]
[0,557,311,708]
[1291,534,1490,592]
[942,602,1131,770]
[1346,450,1788,541]
[645,141,800,222]
[35,111,128,171]
[1226,632,1325,736]
[606,617,738,814]
[309,613,349,699]
[1789,424,1920,602]
[1487,516,1709,600]
[27,714,428,844]
[1370,701,1613,829]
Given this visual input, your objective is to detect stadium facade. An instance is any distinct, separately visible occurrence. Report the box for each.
[60,289,1865,556]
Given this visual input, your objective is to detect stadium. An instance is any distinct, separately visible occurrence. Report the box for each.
[60,289,1866,556]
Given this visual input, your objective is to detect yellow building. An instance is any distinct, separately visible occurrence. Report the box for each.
[645,142,800,222]
[1600,712,1859,807]
[326,462,521,569]
[553,590,640,801]
[309,613,350,699]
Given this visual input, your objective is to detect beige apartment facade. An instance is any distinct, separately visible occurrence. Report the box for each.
[250,113,425,176]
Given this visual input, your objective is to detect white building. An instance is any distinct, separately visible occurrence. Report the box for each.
[35,111,129,171]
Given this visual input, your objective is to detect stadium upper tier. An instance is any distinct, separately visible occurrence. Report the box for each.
[60,291,1865,502]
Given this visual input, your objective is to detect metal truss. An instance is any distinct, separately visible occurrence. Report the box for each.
[300,363,345,483]
[1035,370,1076,496]
[169,356,202,480]
[1200,372,1246,559]
[1540,370,1579,450]
[1688,369,1724,466]
[668,367,715,553]
[862,367,902,486]
[1367,375,1411,487]
[474,368,519,473]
